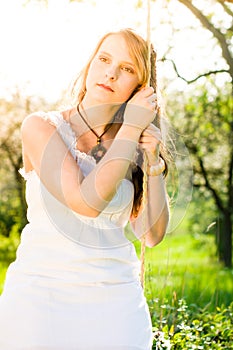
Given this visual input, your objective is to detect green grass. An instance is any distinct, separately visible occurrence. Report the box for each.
[130,222,233,337]
[142,231,232,311]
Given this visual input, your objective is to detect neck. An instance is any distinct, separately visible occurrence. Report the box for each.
[80,98,121,129]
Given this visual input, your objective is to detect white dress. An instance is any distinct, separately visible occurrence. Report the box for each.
[0,112,153,350]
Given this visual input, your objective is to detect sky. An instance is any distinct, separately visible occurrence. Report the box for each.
[0,0,149,101]
[0,0,231,102]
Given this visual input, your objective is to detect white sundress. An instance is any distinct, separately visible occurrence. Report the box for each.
[0,111,153,350]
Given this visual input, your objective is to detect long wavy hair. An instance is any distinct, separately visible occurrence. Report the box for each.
[71,28,169,217]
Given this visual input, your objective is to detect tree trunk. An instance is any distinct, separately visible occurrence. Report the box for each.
[217,211,232,267]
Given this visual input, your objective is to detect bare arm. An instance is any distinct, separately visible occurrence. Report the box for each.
[130,174,169,247]
[130,124,170,247]
[21,114,143,217]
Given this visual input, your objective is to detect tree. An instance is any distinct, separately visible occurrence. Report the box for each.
[169,81,232,265]
[164,0,233,267]
[0,91,57,237]
[0,93,28,235]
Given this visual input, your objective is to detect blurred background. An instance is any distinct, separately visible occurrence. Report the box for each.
[0,0,232,348]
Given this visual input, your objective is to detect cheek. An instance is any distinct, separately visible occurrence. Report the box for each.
[86,63,98,88]
[86,60,107,89]
[121,80,139,99]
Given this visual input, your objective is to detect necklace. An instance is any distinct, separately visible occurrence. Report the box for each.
[77,103,114,163]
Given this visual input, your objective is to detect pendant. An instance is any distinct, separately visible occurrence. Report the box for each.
[90,143,107,163]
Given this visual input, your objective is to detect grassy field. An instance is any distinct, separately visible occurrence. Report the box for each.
[142,230,232,310]
[134,223,233,348]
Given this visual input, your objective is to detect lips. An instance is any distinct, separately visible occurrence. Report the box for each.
[97,83,114,92]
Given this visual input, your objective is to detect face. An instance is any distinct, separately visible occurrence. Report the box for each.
[85,34,140,105]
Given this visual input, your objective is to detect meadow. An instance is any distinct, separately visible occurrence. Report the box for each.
[131,220,233,349]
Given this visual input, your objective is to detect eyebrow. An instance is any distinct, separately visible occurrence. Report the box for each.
[98,51,136,68]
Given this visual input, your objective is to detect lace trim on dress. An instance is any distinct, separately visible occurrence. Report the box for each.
[19,110,97,180]
[41,111,97,166]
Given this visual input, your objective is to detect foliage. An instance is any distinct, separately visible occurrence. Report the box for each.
[141,232,233,315]
[131,222,232,348]
[0,92,59,238]
[185,188,218,238]
[168,81,232,195]
[152,0,233,268]
[0,169,26,237]
[0,231,20,265]
[151,300,233,349]
[142,226,233,349]
[166,79,233,267]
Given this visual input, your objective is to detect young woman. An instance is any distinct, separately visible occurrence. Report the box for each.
[0,28,169,350]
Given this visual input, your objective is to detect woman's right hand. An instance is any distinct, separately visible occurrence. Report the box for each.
[123,86,157,131]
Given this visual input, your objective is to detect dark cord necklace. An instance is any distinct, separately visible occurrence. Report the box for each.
[77,103,114,163]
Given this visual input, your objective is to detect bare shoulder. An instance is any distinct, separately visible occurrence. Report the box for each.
[21,112,54,129]
[21,112,57,140]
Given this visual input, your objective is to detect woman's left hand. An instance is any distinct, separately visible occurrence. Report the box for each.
[139,124,162,164]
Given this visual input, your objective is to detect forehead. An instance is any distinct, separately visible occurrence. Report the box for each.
[98,34,134,62]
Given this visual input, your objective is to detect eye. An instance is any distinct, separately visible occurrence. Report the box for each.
[99,55,109,63]
[121,65,135,74]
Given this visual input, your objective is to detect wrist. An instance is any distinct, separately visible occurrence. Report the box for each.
[146,151,160,166]
[147,157,165,176]
[117,124,142,141]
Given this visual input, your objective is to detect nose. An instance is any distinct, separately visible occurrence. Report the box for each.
[105,65,118,81]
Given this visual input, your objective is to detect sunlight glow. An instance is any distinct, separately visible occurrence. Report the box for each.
[0,0,231,102]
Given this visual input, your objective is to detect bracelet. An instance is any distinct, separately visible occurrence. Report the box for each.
[147,157,165,176]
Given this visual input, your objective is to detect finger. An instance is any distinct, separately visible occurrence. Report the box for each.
[147,93,157,104]
[140,86,155,97]
[140,134,161,142]
[142,128,161,137]
[140,140,161,149]
[143,123,161,133]
[141,130,162,142]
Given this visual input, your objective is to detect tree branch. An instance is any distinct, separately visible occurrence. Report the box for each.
[160,57,229,83]
[1,143,18,168]
[197,156,225,212]
[177,0,233,80]
[217,0,233,17]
